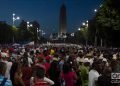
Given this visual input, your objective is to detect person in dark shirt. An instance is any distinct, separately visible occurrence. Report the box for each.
[97,66,112,86]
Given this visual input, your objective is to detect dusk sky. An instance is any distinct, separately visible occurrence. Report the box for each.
[0,0,103,35]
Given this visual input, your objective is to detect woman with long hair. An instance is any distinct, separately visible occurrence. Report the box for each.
[49,60,61,86]
[10,62,25,86]
[61,62,77,86]
[21,56,33,86]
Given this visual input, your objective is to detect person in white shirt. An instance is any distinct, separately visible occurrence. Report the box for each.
[22,52,33,67]
[30,76,54,86]
[0,52,12,79]
[28,56,33,67]
[88,61,100,86]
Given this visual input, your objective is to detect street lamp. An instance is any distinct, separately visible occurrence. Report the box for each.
[82,22,86,26]
[78,28,81,31]
[86,20,89,27]
[86,20,88,23]
[27,21,32,29]
[12,13,20,27]
[94,9,97,13]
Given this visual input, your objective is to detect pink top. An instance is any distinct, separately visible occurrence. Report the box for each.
[62,71,77,86]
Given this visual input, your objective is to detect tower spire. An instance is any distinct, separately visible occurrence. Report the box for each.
[59,2,67,38]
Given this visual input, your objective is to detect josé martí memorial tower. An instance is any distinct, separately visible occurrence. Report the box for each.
[58,3,67,38]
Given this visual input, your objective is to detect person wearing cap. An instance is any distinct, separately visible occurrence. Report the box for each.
[102,58,109,68]
[113,54,117,60]
[79,58,90,86]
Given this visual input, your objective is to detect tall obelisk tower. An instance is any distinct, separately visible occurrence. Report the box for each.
[59,3,67,37]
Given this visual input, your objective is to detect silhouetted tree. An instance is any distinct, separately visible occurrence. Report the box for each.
[0,22,13,44]
[89,0,120,47]
[17,20,33,43]
[31,21,40,44]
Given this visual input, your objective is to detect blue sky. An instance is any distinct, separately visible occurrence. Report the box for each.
[0,0,103,35]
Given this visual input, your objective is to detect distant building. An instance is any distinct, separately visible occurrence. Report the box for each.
[59,4,67,38]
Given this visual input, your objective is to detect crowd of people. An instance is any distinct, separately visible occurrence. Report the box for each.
[0,44,120,86]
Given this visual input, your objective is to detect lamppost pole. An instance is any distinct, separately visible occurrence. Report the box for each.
[94,9,97,47]
[12,13,20,43]
[27,21,30,29]
[37,28,39,40]
[12,13,15,26]
[86,20,88,46]
[82,21,88,46]
[36,28,41,43]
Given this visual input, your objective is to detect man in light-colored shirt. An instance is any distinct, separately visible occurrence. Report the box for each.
[0,62,12,86]
[89,69,99,86]
[28,57,33,67]
[88,61,100,86]
[0,52,12,79]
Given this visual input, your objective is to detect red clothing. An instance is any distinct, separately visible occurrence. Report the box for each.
[9,47,14,53]
[44,62,51,77]
[22,66,33,86]
[45,56,51,61]
[62,71,77,86]
[44,62,51,72]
